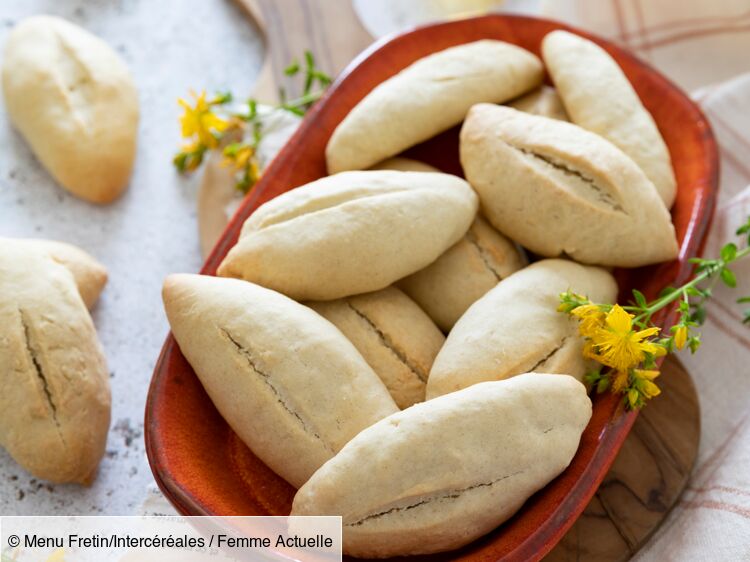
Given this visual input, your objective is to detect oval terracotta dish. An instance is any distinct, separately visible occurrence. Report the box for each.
[145,14,718,562]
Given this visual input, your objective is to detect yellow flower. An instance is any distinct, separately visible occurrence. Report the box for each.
[572,304,606,337]
[611,370,630,393]
[222,143,255,170]
[586,305,661,372]
[633,369,661,399]
[178,90,229,148]
[674,325,688,350]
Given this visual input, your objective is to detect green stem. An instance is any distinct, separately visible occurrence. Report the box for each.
[280,89,326,110]
[634,246,750,322]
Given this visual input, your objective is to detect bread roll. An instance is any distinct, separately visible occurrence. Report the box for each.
[292,373,592,557]
[2,16,138,203]
[162,274,398,488]
[542,30,676,207]
[460,104,678,267]
[398,215,526,332]
[370,159,526,331]
[427,259,617,398]
[217,171,478,300]
[326,40,543,173]
[508,85,569,121]
[0,241,111,484]
[7,238,108,309]
[369,157,439,173]
[307,287,444,408]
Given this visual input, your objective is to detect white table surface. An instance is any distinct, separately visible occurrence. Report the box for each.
[0,0,263,515]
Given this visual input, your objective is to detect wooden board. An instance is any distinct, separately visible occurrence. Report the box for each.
[230,2,701,559]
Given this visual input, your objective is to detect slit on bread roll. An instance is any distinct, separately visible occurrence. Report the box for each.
[326,40,543,173]
[370,157,527,332]
[0,240,111,484]
[307,286,444,409]
[398,215,526,332]
[217,170,478,301]
[6,238,108,309]
[542,30,676,208]
[460,104,678,268]
[427,259,617,399]
[2,16,138,204]
[162,274,399,488]
[291,373,592,558]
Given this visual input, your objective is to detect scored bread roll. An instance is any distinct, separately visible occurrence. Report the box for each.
[162,274,398,488]
[217,170,478,301]
[326,40,543,173]
[427,259,617,398]
[0,241,111,484]
[7,238,108,309]
[2,16,138,204]
[399,215,526,332]
[507,85,569,121]
[307,286,444,409]
[370,158,527,332]
[292,374,592,558]
[460,104,678,268]
[542,30,676,208]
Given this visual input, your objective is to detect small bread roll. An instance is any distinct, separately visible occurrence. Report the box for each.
[0,241,111,484]
[398,216,526,332]
[326,40,543,173]
[218,171,478,301]
[427,259,617,398]
[542,30,676,207]
[460,104,678,268]
[7,239,108,309]
[307,287,444,409]
[370,158,526,331]
[2,16,138,203]
[508,85,569,121]
[292,374,592,557]
[162,274,398,488]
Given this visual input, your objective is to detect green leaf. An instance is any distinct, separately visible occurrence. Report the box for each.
[632,289,648,308]
[659,285,677,298]
[735,216,750,235]
[284,59,300,76]
[721,267,738,288]
[721,242,738,262]
[737,296,750,304]
[304,49,315,69]
[690,305,706,325]
[743,309,750,325]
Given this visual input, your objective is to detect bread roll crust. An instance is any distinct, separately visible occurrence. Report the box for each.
[162,274,398,488]
[292,374,592,557]
[307,286,444,408]
[218,171,478,301]
[542,30,676,207]
[326,40,543,173]
[0,242,111,484]
[399,216,526,332]
[2,15,138,203]
[427,259,617,398]
[7,238,108,309]
[460,104,678,267]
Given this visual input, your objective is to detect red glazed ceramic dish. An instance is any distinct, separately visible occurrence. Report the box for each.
[145,14,718,562]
